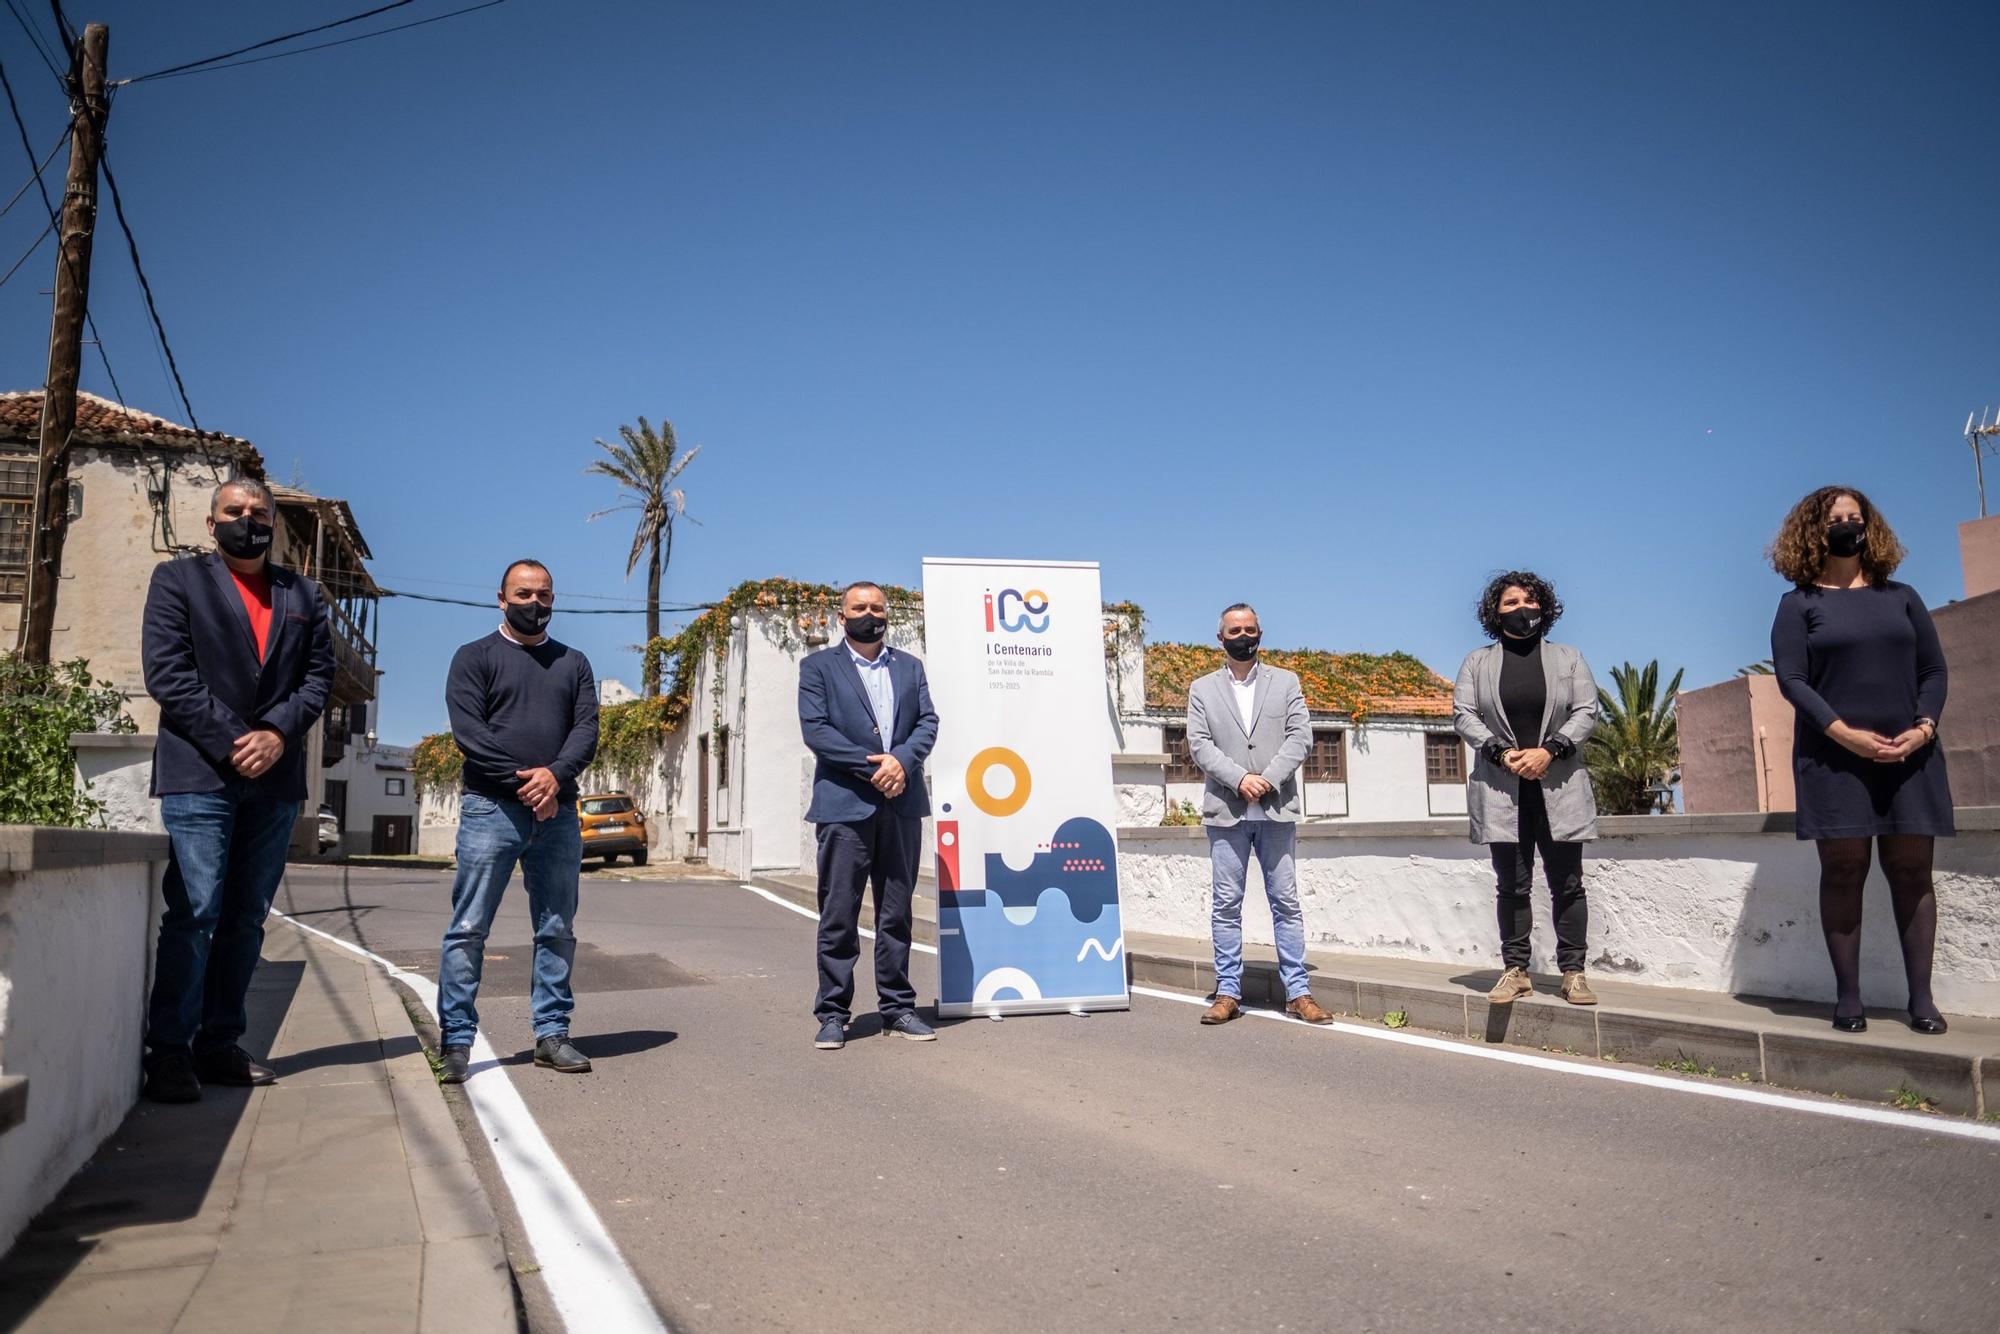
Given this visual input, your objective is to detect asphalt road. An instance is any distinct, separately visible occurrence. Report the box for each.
[273,865,2000,1334]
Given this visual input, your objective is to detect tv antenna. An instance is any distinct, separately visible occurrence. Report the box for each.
[1969,407,2000,516]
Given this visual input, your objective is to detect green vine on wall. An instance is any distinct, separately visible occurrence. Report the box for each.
[644,576,922,734]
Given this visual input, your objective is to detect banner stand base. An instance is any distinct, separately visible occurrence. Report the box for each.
[939,993,1130,1020]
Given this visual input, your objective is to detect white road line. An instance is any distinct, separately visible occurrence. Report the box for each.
[736,881,2000,1145]
[271,910,669,1334]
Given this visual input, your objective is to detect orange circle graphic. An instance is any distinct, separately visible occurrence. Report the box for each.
[966,746,1032,818]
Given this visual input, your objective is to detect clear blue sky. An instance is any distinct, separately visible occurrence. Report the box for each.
[4,2,1996,743]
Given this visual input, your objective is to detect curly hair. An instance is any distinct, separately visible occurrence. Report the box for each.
[1476,571,1563,641]
[1767,485,1906,588]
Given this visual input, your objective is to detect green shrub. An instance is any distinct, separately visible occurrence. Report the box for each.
[0,657,136,827]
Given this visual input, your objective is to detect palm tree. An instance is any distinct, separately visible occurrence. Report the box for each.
[1585,660,1685,815]
[1736,659,1774,677]
[585,417,700,697]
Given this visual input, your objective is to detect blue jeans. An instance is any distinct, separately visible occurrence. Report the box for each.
[1207,821,1311,1002]
[146,784,300,1058]
[438,792,582,1048]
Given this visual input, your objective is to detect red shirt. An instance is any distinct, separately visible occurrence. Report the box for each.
[229,566,273,662]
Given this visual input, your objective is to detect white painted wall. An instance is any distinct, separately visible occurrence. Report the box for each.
[0,831,169,1254]
[1116,815,2000,1017]
[325,740,418,853]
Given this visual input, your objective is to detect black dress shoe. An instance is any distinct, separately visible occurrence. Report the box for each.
[194,1044,277,1087]
[1830,1014,1867,1034]
[142,1052,202,1104]
[1910,1014,1948,1035]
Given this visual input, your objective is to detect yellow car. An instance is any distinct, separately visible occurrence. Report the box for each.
[578,792,649,866]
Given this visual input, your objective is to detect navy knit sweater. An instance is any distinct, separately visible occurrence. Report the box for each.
[445,631,600,803]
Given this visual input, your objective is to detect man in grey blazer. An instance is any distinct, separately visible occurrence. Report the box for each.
[1184,604,1335,1025]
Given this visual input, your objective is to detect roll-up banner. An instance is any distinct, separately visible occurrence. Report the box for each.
[921,558,1130,1018]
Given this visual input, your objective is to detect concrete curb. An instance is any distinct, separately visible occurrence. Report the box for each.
[749,875,1997,1120]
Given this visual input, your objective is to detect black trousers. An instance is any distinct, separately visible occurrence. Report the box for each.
[814,811,921,1023]
[1489,779,1588,973]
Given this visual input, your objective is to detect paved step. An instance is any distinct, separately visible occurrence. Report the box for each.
[756,874,2000,1119]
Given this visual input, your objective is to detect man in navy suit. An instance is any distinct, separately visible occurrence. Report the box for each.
[797,581,940,1049]
[138,477,334,1103]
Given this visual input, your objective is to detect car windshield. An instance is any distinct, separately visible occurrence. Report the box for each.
[581,797,633,815]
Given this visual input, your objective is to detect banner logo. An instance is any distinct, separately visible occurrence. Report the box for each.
[983,587,1051,634]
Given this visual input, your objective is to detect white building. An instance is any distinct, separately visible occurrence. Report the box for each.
[632,597,1460,875]
[323,739,418,855]
[599,678,639,705]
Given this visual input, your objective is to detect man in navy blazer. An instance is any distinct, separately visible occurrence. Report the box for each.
[797,581,940,1049]
[138,477,334,1103]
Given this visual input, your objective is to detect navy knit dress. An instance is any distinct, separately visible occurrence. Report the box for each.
[1769,582,1953,840]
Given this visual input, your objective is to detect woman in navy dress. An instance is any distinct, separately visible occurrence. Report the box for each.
[1769,485,1952,1035]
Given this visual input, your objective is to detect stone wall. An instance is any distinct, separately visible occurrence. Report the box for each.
[0,828,170,1254]
[1115,810,2000,1017]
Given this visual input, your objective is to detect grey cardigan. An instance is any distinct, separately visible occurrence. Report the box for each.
[1185,664,1312,825]
[1452,640,1601,844]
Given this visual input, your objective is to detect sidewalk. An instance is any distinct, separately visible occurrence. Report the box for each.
[757,873,2000,1118]
[0,924,516,1333]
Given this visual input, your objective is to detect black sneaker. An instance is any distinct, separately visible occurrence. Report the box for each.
[533,1035,592,1073]
[142,1052,202,1104]
[438,1046,471,1084]
[886,1013,937,1042]
[193,1044,276,1087]
[814,1017,846,1050]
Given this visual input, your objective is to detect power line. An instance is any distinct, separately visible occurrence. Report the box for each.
[380,587,717,616]
[117,0,510,88]
[0,205,54,288]
[123,1,509,86]
[381,572,692,607]
[0,125,64,223]
[2,0,62,85]
[121,0,421,84]
[97,145,202,434]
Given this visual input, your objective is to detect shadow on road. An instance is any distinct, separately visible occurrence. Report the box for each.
[0,959,305,1330]
[492,1029,681,1066]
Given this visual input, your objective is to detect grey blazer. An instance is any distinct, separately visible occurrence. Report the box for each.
[1185,664,1312,825]
[1452,640,1601,844]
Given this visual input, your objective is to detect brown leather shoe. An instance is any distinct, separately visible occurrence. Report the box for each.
[1199,995,1242,1025]
[1560,971,1598,1005]
[1285,995,1335,1025]
[1487,967,1534,1004]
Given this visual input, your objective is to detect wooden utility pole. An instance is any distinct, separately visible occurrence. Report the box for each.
[19,23,108,664]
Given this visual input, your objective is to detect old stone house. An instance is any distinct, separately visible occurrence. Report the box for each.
[0,391,383,850]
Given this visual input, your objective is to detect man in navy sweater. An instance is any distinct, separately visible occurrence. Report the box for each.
[139,477,334,1103]
[435,559,600,1082]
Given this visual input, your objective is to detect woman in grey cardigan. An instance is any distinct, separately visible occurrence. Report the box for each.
[1452,571,1602,1006]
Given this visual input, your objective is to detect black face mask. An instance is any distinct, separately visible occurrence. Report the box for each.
[1222,634,1261,662]
[844,613,887,644]
[1826,521,1866,559]
[505,601,553,637]
[213,515,273,561]
[1499,607,1543,639]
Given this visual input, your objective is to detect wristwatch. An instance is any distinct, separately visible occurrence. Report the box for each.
[1916,717,1938,744]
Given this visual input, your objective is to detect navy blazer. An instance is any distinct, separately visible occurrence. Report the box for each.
[141,553,336,800]
[797,644,939,823]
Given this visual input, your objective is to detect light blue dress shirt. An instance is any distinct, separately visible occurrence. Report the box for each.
[847,642,895,744]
